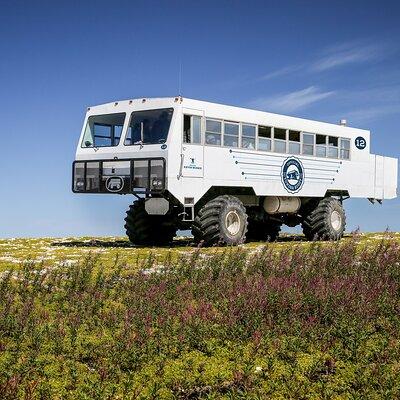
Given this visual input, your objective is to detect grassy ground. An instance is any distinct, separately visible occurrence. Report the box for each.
[0,233,400,399]
[1,232,399,274]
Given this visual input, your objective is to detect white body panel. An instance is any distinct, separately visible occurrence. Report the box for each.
[75,97,398,205]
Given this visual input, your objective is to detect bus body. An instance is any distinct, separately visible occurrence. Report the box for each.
[72,97,398,245]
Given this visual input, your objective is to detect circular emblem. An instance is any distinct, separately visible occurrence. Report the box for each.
[106,176,124,192]
[281,157,304,193]
[161,144,167,150]
[355,136,366,150]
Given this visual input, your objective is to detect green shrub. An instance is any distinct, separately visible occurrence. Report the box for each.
[0,236,400,398]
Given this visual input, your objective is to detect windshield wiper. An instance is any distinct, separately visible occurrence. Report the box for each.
[133,140,144,149]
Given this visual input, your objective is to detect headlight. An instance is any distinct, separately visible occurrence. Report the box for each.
[151,178,163,189]
[73,162,85,191]
[150,159,164,189]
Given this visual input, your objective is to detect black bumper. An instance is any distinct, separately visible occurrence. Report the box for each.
[72,158,166,194]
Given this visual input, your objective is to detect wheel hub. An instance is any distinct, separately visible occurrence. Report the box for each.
[330,210,342,231]
[225,210,241,236]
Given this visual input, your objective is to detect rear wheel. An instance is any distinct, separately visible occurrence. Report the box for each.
[192,195,248,246]
[124,200,176,246]
[301,197,346,240]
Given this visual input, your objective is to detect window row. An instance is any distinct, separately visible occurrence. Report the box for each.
[183,115,351,160]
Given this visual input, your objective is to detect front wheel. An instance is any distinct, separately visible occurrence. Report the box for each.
[301,197,346,241]
[192,195,248,246]
[124,200,176,246]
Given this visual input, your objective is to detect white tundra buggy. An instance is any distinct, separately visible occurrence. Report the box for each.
[72,97,398,245]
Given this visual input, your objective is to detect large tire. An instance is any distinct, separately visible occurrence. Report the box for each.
[124,200,176,246]
[192,195,248,246]
[301,197,346,241]
[247,218,282,242]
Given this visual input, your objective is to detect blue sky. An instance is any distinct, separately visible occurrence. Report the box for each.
[0,0,399,238]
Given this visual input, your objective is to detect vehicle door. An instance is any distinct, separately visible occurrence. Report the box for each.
[181,108,204,178]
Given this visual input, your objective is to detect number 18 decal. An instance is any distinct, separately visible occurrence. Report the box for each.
[355,136,366,150]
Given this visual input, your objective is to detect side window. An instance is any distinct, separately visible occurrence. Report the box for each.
[224,122,239,147]
[205,119,222,145]
[328,136,339,158]
[288,130,301,154]
[183,115,191,143]
[258,126,272,151]
[273,128,287,153]
[241,124,256,149]
[183,115,201,144]
[302,133,315,155]
[316,134,327,157]
[192,116,201,144]
[340,138,350,159]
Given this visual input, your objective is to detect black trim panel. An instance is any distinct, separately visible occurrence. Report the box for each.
[72,158,166,194]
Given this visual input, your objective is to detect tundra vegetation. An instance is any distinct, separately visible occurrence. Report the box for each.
[0,233,400,399]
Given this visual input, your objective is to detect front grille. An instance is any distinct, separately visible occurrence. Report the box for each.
[72,158,166,194]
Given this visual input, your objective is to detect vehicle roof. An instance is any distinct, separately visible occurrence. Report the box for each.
[88,96,369,136]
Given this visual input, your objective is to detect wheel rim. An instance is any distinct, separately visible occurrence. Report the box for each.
[330,210,342,231]
[225,210,241,236]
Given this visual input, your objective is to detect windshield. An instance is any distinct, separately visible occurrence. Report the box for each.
[81,113,125,148]
[125,108,174,145]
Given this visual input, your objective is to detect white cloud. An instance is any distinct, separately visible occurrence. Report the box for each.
[250,86,335,113]
[256,65,303,81]
[336,104,400,124]
[254,39,396,82]
[325,85,400,124]
[247,39,399,116]
[310,41,387,72]
[338,84,400,103]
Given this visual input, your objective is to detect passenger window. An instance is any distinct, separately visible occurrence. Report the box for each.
[241,124,256,149]
[328,147,338,158]
[288,130,301,154]
[328,136,339,158]
[316,146,326,157]
[274,128,286,140]
[183,115,201,144]
[316,134,326,144]
[289,130,300,141]
[205,119,222,145]
[316,134,327,157]
[302,133,314,155]
[224,122,239,147]
[258,125,272,151]
[273,128,286,153]
[289,143,300,154]
[340,138,350,159]
[328,136,338,146]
